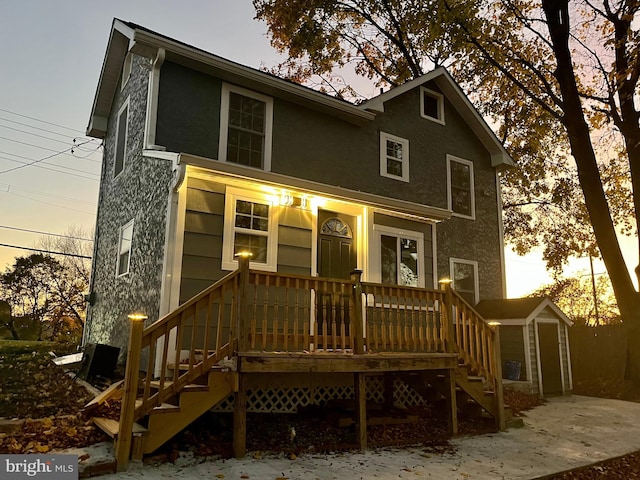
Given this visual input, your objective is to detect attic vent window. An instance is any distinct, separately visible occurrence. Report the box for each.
[219,84,273,171]
[420,87,445,125]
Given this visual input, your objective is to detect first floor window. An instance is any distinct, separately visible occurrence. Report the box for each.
[222,188,278,271]
[117,220,134,276]
[450,258,478,305]
[375,225,425,287]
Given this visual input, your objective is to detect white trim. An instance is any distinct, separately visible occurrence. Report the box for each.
[113,98,130,178]
[218,83,273,172]
[420,87,445,125]
[449,257,479,304]
[144,48,166,150]
[557,322,567,394]
[431,223,438,289]
[523,324,533,382]
[446,154,476,220]
[534,319,544,397]
[180,152,452,222]
[379,132,410,182]
[116,219,134,277]
[496,171,507,297]
[142,150,179,162]
[371,224,425,287]
[221,186,279,272]
[564,323,574,390]
[121,52,132,91]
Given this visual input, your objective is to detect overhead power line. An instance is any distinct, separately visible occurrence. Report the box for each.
[0,225,94,241]
[0,139,96,175]
[0,116,92,141]
[0,154,99,180]
[0,242,91,259]
[0,183,97,205]
[0,107,84,134]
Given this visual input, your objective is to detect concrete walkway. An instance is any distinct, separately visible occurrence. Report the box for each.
[83,396,640,479]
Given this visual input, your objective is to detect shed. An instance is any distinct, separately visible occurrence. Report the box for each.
[475,297,573,397]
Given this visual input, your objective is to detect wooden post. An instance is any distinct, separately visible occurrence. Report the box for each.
[443,284,456,353]
[236,253,251,353]
[446,368,459,435]
[233,373,247,458]
[350,270,365,354]
[115,313,146,471]
[492,324,506,431]
[354,372,367,450]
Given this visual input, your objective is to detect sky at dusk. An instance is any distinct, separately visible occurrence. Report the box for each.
[0,0,635,298]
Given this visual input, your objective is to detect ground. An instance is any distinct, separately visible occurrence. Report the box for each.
[2,341,640,478]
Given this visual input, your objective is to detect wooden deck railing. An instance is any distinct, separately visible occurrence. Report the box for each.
[117,256,504,462]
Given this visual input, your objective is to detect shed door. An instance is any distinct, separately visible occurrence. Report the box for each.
[539,323,563,395]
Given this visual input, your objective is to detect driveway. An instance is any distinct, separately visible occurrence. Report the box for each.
[83,395,640,479]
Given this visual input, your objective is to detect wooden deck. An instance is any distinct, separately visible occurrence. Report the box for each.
[93,256,505,471]
[238,351,459,373]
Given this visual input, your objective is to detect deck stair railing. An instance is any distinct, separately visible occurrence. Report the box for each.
[115,257,504,464]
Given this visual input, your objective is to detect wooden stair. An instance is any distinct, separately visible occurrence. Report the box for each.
[89,368,237,457]
[399,365,508,428]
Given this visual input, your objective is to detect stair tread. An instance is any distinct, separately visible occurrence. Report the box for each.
[135,399,180,414]
[148,380,209,392]
[93,417,147,438]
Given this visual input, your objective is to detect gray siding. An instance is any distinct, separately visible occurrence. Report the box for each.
[86,54,174,357]
[156,61,222,158]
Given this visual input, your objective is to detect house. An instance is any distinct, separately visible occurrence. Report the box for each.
[476,297,573,397]
[83,19,516,469]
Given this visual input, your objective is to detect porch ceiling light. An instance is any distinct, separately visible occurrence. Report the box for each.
[488,321,501,326]
[438,277,453,285]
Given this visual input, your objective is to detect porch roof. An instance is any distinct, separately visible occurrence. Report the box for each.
[475,297,572,326]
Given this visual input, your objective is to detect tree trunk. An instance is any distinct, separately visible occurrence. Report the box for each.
[541,0,640,380]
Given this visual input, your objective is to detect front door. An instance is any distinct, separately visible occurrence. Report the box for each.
[317,210,357,279]
[316,210,357,342]
[538,322,563,396]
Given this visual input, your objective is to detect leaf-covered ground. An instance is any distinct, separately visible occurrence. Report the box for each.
[3,344,640,479]
[0,342,109,453]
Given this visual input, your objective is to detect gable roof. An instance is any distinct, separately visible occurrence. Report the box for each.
[87,19,375,138]
[87,20,515,170]
[360,68,515,168]
[475,297,572,326]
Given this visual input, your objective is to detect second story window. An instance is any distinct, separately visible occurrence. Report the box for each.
[447,155,475,219]
[450,258,478,305]
[114,100,129,178]
[380,132,409,182]
[220,84,273,171]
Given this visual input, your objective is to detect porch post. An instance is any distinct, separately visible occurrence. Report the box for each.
[354,372,367,450]
[350,269,365,354]
[115,313,146,471]
[236,253,251,353]
[492,325,506,430]
[443,284,456,353]
[446,368,459,435]
[233,373,248,458]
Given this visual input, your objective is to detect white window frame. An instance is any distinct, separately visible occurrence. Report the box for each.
[121,52,132,90]
[380,132,410,182]
[218,83,273,172]
[117,219,134,277]
[449,257,479,304]
[420,87,445,125]
[113,98,129,178]
[221,187,279,272]
[447,154,476,220]
[372,224,425,288]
